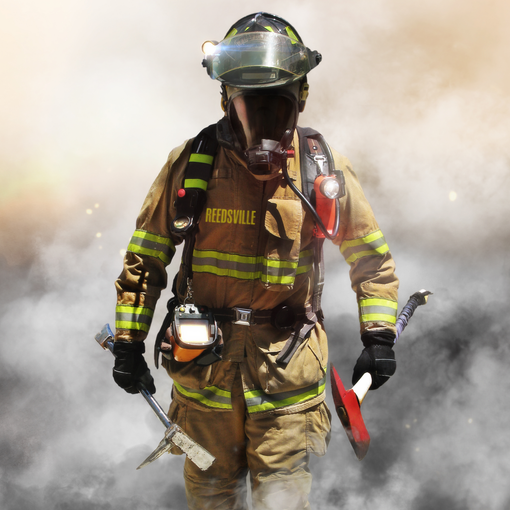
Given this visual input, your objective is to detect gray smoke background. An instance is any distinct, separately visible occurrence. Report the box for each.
[1,0,509,508]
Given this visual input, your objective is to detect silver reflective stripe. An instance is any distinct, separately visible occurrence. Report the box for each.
[174,382,233,410]
[115,305,154,332]
[127,230,175,266]
[340,230,389,265]
[192,248,313,285]
[358,298,398,324]
[244,374,326,414]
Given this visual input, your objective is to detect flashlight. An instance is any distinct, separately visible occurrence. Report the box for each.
[313,172,345,238]
[319,175,342,199]
[201,40,218,56]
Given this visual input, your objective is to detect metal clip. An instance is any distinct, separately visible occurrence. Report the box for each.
[184,278,194,304]
[233,307,252,326]
[307,153,327,175]
[314,154,327,174]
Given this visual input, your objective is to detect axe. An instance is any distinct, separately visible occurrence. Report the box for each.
[95,324,215,471]
[330,289,432,460]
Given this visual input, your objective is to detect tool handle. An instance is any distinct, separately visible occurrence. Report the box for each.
[395,289,432,342]
[138,386,173,429]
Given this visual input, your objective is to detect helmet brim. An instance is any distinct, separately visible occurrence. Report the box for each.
[205,32,320,88]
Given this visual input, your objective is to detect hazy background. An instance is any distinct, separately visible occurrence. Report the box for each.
[1,1,509,509]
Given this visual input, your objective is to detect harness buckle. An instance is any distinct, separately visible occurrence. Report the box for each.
[233,307,252,326]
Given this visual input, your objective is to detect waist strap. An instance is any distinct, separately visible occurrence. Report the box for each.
[211,304,312,329]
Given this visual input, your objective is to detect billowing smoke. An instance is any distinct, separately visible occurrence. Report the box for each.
[1,1,509,509]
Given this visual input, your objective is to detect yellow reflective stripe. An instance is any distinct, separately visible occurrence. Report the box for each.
[360,312,397,323]
[358,298,398,325]
[127,230,175,265]
[193,249,312,268]
[296,263,313,275]
[264,26,274,32]
[184,178,208,191]
[192,248,313,284]
[225,28,238,38]
[194,250,259,264]
[342,230,385,250]
[359,298,398,308]
[174,382,233,410]
[192,264,296,284]
[340,230,389,265]
[189,153,214,165]
[115,305,154,332]
[245,374,326,414]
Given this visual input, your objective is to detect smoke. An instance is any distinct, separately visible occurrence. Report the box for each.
[1,0,509,509]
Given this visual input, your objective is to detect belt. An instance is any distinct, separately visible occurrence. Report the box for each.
[211,304,312,330]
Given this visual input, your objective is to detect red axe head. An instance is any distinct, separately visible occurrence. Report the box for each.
[330,363,371,460]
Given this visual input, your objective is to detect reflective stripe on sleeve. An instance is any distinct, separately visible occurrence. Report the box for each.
[173,382,233,410]
[244,374,326,414]
[184,178,208,191]
[115,304,154,332]
[189,153,214,165]
[340,230,389,265]
[192,248,313,285]
[358,298,398,324]
[127,230,175,265]
[184,152,214,191]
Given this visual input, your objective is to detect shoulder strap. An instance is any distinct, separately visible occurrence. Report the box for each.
[171,123,218,298]
[171,123,218,236]
[296,126,336,203]
[296,126,339,318]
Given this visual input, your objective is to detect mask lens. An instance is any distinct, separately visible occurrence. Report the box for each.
[229,93,296,150]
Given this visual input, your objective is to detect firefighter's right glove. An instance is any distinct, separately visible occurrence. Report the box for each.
[112,341,156,395]
[352,331,396,390]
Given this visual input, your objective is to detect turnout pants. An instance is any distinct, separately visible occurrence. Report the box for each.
[168,366,331,510]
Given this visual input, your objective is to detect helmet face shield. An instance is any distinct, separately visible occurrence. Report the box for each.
[205,32,320,88]
[227,89,298,151]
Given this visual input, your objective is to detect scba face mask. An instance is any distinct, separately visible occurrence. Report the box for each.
[226,84,299,177]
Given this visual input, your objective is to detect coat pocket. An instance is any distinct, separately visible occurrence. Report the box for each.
[162,355,213,390]
[254,324,327,395]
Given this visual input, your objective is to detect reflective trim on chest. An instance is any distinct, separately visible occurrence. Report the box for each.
[189,140,309,288]
[177,123,322,291]
[191,247,314,285]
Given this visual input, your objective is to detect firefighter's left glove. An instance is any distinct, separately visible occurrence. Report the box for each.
[112,341,156,395]
[352,331,396,390]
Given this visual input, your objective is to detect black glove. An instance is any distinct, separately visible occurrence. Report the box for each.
[352,331,396,390]
[112,341,156,394]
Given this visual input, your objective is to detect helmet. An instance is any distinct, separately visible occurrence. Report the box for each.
[202,12,322,88]
[203,13,321,177]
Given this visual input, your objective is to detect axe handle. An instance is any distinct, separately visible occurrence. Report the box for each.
[395,289,432,342]
[138,386,174,431]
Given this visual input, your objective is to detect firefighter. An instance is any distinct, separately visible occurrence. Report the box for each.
[112,12,399,510]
